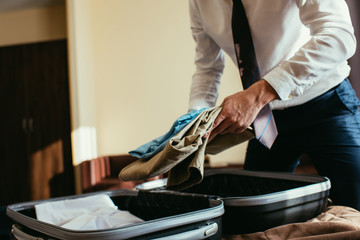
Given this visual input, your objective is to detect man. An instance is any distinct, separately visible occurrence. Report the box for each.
[188,0,360,210]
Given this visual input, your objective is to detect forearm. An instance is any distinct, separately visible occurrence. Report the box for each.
[189,0,225,111]
[189,68,223,110]
[246,79,280,109]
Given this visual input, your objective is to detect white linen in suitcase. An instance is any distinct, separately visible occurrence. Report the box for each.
[35,194,143,230]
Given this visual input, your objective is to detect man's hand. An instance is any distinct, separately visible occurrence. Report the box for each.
[206,79,279,142]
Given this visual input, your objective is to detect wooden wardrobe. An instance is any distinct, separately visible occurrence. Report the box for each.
[0,39,74,205]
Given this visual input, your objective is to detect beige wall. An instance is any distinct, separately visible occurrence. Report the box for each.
[0,5,66,47]
[67,0,99,167]
[81,0,248,167]
[0,0,248,195]
[0,0,248,168]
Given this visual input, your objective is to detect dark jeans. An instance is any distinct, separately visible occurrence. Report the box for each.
[244,79,360,210]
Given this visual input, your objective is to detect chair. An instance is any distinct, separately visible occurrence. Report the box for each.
[80,154,162,193]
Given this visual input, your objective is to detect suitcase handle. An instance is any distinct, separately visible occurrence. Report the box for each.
[152,222,218,240]
[11,224,45,240]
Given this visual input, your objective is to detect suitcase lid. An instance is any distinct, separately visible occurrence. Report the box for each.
[136,169,331,207]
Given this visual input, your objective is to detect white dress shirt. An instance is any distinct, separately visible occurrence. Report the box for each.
[189,0,356,110]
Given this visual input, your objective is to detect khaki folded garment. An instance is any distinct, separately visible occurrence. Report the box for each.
[119,106,254,190]
[223,206,360,240]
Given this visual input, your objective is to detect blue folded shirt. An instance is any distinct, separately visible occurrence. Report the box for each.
[129,108,207,159]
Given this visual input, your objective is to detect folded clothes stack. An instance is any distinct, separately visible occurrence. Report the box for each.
[35,194,143,230]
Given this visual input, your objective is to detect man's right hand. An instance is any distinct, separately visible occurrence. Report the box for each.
[206,79,279,142]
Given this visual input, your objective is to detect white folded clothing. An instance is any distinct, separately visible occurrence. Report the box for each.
[35,194,144,230]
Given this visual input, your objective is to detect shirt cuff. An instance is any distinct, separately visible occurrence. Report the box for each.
[263,67,302,100]
[188,99,215,112]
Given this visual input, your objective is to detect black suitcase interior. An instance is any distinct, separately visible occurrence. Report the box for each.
[7,189,224,240]
[136,168,331,234]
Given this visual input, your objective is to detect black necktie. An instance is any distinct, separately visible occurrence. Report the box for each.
[231,0,278,148]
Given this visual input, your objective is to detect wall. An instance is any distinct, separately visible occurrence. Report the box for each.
[0,4,66,47]
[0,0,248,194]
[0,0,248,170]
[66,0,98,168]
[87,0,248,167]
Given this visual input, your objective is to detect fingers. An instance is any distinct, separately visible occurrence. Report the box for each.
[208,119,226,142]
[209,118,230,139]
[209,118,248,141]
[203,113,224,140]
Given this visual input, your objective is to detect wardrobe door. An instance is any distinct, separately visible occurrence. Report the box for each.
[0,45,31,205]
[25,40,74,200]
[0,40,74,205]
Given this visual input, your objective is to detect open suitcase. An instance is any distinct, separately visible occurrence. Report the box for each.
[6,189,224,240]
[136,168,331,234]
